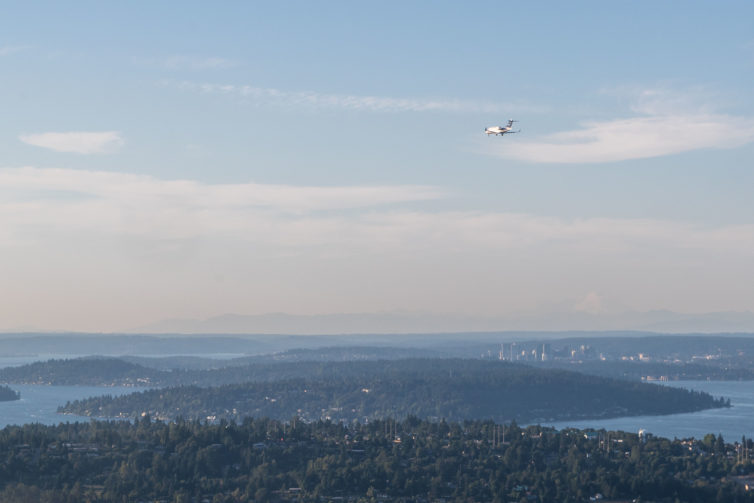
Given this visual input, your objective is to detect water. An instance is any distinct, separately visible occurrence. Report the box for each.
[543,380,754,441]
[0,384,138,428]
[0,353,240,429]
[2,367,754,441]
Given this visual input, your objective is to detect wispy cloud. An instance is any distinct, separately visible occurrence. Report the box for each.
[173,81,520,114]
[0,45,30,56]
[0,167,442,219]
[19,131,124,154]
[137,55,239,70]
[1,167,751,254]
[490,89,754,163]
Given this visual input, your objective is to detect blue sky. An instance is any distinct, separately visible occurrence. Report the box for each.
[1,2,753,331]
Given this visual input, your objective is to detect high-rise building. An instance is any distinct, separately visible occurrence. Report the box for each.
[541,343,551,361]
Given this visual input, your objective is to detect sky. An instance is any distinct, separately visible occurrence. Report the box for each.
[1,1,754,332]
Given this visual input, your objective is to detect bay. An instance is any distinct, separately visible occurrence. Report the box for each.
[0,353,240,429]
[0,384,138,428]
[542,380,754,441]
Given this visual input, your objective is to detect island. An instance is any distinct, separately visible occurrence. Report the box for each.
[57,359,728,424]
[0,385,19,402]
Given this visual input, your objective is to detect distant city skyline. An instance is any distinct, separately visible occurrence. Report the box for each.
[1,2,753,332]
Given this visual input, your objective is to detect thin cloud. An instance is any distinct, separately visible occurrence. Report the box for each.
[165,56,238,70]
[136,55,239,70]
[0,45,29,56]
[2,167,752,253]
[19,131,124,154]
[491,90,754,163]
[0,167,443,218]
[174,81,520,114]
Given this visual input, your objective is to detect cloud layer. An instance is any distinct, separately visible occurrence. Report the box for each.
[0,167,442,216]
[19,131,124,154]
[1,166,753,331]
[5,166,751,251]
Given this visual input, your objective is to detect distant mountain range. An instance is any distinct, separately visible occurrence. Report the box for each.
[128,309,754,335]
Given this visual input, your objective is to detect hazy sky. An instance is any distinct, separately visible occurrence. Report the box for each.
[2,2,754,331]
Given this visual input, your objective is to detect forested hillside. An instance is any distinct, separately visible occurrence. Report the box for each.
[0,385,19,402]
[0,417,751,502]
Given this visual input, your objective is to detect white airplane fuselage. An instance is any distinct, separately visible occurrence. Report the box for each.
[485,120,518,136]
[485,126,512,136]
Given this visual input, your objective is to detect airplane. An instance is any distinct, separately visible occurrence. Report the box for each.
[485,119,519,136]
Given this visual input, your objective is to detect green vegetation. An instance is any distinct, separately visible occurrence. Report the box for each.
[0,417,752,502]
[0,385,19,401]
[59,359,727,423]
